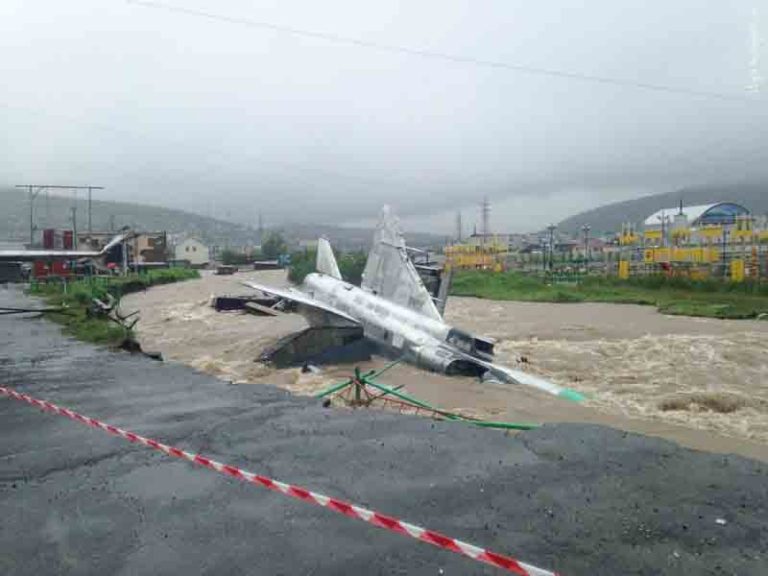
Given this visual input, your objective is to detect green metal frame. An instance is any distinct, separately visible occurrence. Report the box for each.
[315,360,539,431]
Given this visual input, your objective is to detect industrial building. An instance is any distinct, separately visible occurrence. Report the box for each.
[642,202,751,240]
[614,201,768,280]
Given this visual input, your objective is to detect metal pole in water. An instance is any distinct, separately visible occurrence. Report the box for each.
[354,367,362,404]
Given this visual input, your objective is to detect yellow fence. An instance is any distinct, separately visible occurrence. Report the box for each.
[732,230,752,240]
[643,247,720,263]
[643,230,662,241]
[444,242,507,271]
[698,226,724,240]
[731,259,745,282]
[618,260,630,279]
[670,228,691,241]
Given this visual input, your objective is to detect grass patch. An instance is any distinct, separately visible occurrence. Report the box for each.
[28,268,200,345]
[450,271,768,320]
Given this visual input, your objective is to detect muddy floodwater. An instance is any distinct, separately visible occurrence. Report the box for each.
[122,271,768,460]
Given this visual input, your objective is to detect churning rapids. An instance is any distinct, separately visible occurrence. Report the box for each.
[122,270,768,459]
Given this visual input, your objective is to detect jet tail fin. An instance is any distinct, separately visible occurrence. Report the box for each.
[316,238,342,280]
[361,206,443,321]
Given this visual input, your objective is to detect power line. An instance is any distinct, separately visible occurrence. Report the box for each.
[127,0,758,102]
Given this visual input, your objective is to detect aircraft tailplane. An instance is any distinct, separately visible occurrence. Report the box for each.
[316,238,342,280]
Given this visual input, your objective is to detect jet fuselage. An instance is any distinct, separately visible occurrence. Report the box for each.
[302,272,488,375]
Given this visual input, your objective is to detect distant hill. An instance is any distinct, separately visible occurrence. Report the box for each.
[557,183,768,236]
[0,188,260,247]
[0,189,443,251]
[283,223,447,251]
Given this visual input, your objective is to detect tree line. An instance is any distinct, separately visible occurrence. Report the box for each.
[220,232,288,265]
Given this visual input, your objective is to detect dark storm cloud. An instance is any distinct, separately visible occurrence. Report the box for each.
[1,1,766,232]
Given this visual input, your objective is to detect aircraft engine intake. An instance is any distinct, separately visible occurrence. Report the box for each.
[414,345,486,377]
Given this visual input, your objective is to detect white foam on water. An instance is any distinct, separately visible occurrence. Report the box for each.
[124,279,768,446]
[495,332,768,443]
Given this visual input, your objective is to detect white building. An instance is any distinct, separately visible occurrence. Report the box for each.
[174,238,210,267]
[643,203,750,231]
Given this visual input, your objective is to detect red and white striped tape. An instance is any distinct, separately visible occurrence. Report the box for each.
[0,386,559,576]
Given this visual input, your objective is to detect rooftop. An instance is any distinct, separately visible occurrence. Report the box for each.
[643,202,749,227]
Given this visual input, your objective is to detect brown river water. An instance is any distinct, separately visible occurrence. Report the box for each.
[122,270,768,461]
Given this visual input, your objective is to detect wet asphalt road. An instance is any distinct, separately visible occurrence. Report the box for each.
[1,285,766,575]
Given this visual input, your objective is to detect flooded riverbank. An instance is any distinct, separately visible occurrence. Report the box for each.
[122,271,768,458]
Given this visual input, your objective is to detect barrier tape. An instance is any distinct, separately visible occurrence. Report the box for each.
[0,386,559,576]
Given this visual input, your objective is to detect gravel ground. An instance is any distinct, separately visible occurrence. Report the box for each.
[1,285,766,575]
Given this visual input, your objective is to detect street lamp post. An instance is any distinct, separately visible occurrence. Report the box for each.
[547,224,557,273]
[581,224,591,271]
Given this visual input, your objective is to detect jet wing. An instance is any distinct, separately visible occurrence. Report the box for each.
[242,281,360,327]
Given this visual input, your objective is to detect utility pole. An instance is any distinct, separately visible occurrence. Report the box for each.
[657,211,667,248]
[547,224,557,272]
[582,224,591,270]
[25,185,40,246]
[480,197,490,246]
[87,186,93,232]
[16,184,103,245]
[70,206,78,250]
[122,237,128,276]
[15,184,45,245]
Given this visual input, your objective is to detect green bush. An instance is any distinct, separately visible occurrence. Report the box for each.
[28,268,200,345]
[288,249,316,284]
[262,232,287,260]
[288,248,367,286]
[221,249,260,265]
[338,251,367,286]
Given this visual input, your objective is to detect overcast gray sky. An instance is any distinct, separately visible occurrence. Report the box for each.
[2,1,767,233]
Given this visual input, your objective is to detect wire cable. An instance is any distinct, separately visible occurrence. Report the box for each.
[126,0,759,102]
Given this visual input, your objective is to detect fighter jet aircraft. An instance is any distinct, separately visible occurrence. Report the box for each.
[244,207,584,401]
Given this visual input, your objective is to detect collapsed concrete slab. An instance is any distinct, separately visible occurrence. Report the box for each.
[260,326,373,367]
